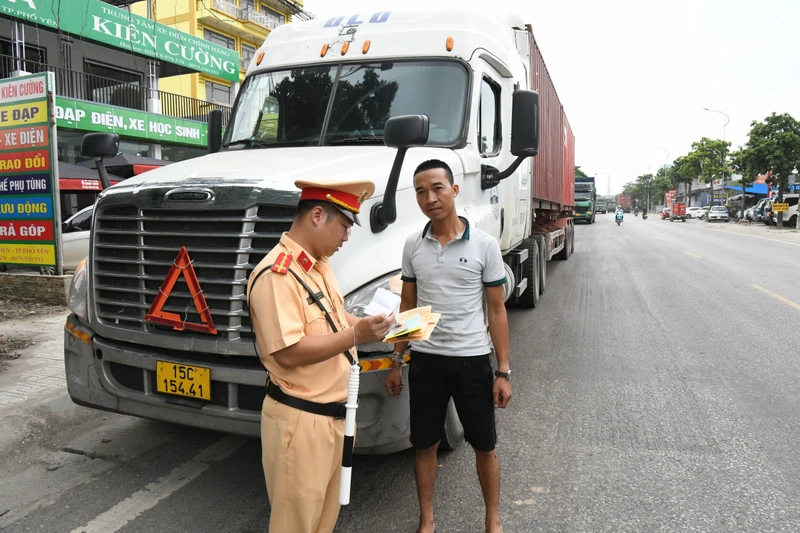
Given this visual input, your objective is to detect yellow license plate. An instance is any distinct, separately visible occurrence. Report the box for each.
[156,361,211,400]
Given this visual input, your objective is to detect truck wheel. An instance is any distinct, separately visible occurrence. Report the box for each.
[566,224,573,257]
[440,399,464,451]
[533,235,548,295]
[555,228,567,260]
[516,238,540,308]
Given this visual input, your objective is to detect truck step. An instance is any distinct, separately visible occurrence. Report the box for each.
[515,278,528,298]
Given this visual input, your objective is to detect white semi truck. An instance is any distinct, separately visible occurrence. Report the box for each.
[64,7,575,454]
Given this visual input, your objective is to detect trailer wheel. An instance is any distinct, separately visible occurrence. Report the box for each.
[516,238,540,308]
[570,223,575,255]
[440,398,464,450]
[533,235,548,295]
[555,225,572,260]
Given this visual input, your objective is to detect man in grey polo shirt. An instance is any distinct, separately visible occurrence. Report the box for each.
[385,159,512,533]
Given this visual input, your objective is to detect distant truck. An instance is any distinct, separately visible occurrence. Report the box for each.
[595,199,607,214]
[618,195,632,213]
[575,177,596,223]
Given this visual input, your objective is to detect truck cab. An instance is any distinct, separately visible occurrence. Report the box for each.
[63,7,574,454]
[574,177,596,223]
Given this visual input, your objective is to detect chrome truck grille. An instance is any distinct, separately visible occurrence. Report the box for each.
[92,204,294,352]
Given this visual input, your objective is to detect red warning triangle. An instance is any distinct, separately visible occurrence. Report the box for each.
[144,246,218,335]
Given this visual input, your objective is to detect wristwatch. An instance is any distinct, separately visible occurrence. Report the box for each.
[390,351,405,364]
[494,369,511,381]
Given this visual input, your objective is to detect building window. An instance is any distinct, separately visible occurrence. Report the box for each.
[161,144,207,162]
[84,61,145,110]
[241,43,256,70]
[478,77,501,155]
[206,81,233,105]
[242,44,256,63]
[260,5,286,25]
[204,29,236,50]
[0,39,46,78]
[242,0,254,11]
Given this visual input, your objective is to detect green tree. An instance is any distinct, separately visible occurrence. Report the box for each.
[743,113,800,228]
[575,166,589,179]
[729,147,758,222]
[685,137,731,211]
[669,155,699,206]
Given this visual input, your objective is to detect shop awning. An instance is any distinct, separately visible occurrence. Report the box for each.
[78,154,172,179]
[58,161,122,191]
[725,183,768,194]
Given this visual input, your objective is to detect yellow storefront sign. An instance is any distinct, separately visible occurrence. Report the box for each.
[772,203,789,212]
[0,101,48,128]
[0,243,55,265]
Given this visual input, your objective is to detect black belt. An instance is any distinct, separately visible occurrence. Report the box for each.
[266,380,346,419]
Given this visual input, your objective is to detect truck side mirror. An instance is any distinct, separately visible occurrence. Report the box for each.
[510,90,539,157]
[384,114,429,148]
[371,115,430,233]
[81,132,119,159]
[208,109,223,153]
[81,133,119,190]
[481,90,540,190]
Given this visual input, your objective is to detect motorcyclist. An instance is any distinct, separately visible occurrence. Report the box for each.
[642,207,648,219]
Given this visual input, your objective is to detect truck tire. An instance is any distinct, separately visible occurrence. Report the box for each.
[533,234,548,295]
[568,224,574,257]
[516,238,540,308]
[440,398,464,450]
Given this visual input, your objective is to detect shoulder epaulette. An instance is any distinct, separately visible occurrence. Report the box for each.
[271,253,292,275]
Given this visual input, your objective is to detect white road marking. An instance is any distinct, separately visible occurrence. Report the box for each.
[69,435,247,533]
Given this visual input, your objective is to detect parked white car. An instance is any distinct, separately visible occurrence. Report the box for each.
[776,194,799,227]
[686,206,706,219]
[61,206,92,271]
[707,206,729,222]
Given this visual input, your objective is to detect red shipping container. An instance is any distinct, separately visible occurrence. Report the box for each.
[527,25,575,209]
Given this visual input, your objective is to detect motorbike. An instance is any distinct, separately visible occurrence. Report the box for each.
[634,209,639,217]
[642,212,648,220]
[615,212,623,226]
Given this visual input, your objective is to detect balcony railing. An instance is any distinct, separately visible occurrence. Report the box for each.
[207,0,282,30]
[243,8,280,29]
[240,57,251,71]
[0,54,232,127]
[212,0,240,19]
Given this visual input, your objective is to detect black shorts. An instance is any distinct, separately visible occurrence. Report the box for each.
[408,350,497,452]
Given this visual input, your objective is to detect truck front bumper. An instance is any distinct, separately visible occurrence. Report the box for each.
[64,315,412,454]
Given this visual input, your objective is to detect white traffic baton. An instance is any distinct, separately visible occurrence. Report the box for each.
[339,363,360,505]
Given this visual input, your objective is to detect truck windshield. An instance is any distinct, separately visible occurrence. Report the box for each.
[223,60,469,149]
[575,192,593,200]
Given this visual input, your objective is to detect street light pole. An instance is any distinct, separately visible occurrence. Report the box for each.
[655,146,670,207]
[703,107,730,206]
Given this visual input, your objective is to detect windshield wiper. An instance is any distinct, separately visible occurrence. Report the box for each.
[222,138,272,149]
[329,135,384,145]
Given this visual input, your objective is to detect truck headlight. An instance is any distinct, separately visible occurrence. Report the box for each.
[344,270,402,353]
[67,257,89,321]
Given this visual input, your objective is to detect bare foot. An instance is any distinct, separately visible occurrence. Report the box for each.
[416,524,436,533]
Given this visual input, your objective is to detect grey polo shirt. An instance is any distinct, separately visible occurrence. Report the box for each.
[401,217,506,357]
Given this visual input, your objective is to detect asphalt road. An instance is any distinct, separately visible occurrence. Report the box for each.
[3,213,800,533]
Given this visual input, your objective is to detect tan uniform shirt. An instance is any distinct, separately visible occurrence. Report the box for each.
[248,233,354,404]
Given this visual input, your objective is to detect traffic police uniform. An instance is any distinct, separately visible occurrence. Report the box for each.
[247,177,375,533]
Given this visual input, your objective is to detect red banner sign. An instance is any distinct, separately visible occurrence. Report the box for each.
[0,219,54,241]
[0,149,50,175]
[0,125,49,150]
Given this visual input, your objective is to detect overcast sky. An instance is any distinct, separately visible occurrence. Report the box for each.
[301,0,800,194]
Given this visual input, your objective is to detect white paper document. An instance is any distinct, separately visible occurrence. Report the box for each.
[364,287,401,317]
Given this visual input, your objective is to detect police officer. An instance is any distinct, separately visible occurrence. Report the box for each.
[248,177,394,533]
